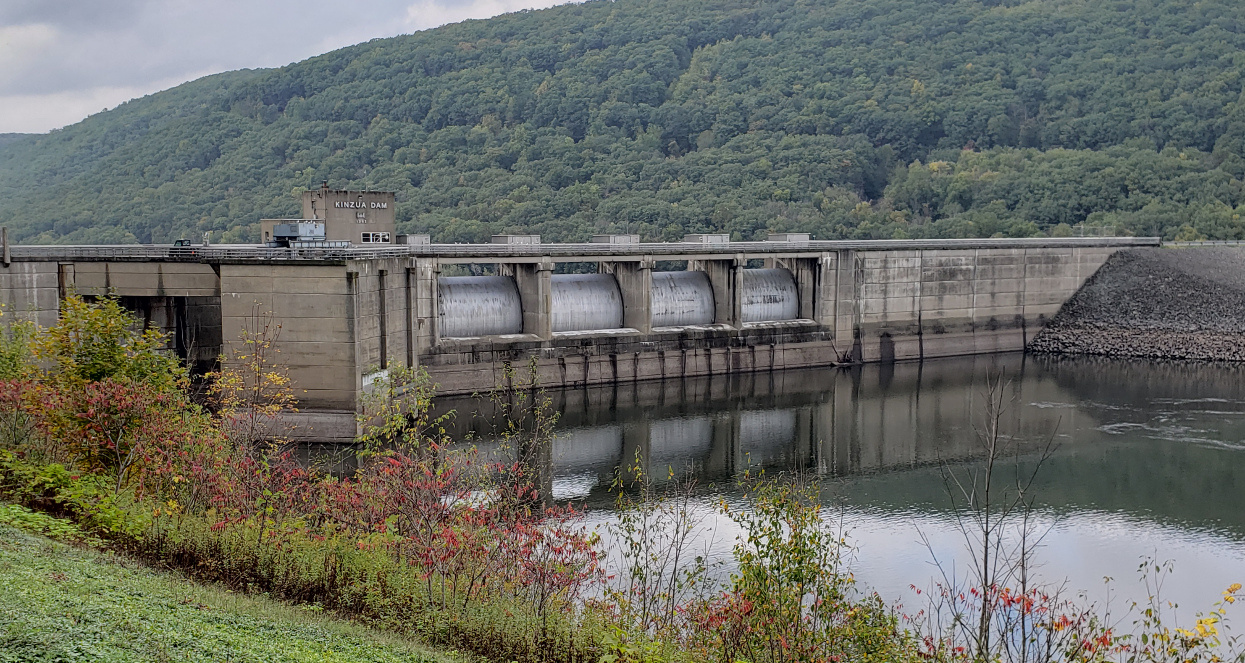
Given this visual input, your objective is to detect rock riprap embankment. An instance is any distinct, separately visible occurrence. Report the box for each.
[1029,247,1245,361]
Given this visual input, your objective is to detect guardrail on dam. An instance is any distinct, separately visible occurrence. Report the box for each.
[0,236,1158,441]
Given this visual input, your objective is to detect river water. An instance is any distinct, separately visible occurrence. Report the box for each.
[437,353,1245,617]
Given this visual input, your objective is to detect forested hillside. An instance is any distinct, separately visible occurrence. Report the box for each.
[0,134,33,147]
[2,0,1244,244]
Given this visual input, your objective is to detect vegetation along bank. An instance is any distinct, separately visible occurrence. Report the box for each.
[0,510,465,662]
[1,296,1243,661]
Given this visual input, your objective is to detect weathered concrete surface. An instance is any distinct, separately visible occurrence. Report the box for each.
[421,243,1126,395]
[0,262,58,328]
[0,237,1154,440]
[1030,247,1245,362]
[219,263,359,411]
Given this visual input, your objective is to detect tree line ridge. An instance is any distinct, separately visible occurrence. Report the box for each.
[0,0,1242,245]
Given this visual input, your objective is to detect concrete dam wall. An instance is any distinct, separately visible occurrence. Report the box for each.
[1031,246,1245,362]
[419,238,1148,396]
[0,237,1155,441]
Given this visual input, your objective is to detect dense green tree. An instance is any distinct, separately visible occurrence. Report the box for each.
[1,0,1243,243]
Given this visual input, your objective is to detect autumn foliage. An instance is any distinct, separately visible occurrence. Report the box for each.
[0,297,1241,663]
[0,297,602,662]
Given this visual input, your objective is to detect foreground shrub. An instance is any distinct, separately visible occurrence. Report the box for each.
[0,298,608,662]
[686,477,918,663]
[1,297,1240,663]
[0,502,99,545]
[595,469,921,663]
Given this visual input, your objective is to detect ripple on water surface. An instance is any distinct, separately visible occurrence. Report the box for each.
[436,353,1245,618]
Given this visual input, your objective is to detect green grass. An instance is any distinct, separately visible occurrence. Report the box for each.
[0,520,473,663]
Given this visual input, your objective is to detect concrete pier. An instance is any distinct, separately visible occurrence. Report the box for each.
[0,236,1157,440]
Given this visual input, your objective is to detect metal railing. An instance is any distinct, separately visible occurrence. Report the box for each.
[9,244,418,262]
[1164,240,1245,247]
[8,236,1162,263]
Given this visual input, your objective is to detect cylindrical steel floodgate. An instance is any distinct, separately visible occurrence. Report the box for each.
[551,273,624,332]
[741,268,798,323]
[437,275,523,338]
[651,270,715,327]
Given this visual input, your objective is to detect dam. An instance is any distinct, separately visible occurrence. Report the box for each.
[0,231,1155,440]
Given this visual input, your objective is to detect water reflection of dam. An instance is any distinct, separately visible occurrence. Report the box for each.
[438,353,1090,500]
[435,353,1245,619]
[546,409,804,485]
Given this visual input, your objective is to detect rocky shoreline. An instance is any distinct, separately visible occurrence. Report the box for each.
[1029,247,1245,362]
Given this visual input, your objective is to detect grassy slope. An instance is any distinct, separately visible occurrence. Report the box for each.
[0,522,470,663]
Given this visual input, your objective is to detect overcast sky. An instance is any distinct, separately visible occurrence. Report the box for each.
[0,0,566,134]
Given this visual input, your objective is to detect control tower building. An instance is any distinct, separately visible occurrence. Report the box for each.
[261,182,395,246]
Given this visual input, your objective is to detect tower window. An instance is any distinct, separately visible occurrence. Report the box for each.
[361,232,391,243]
